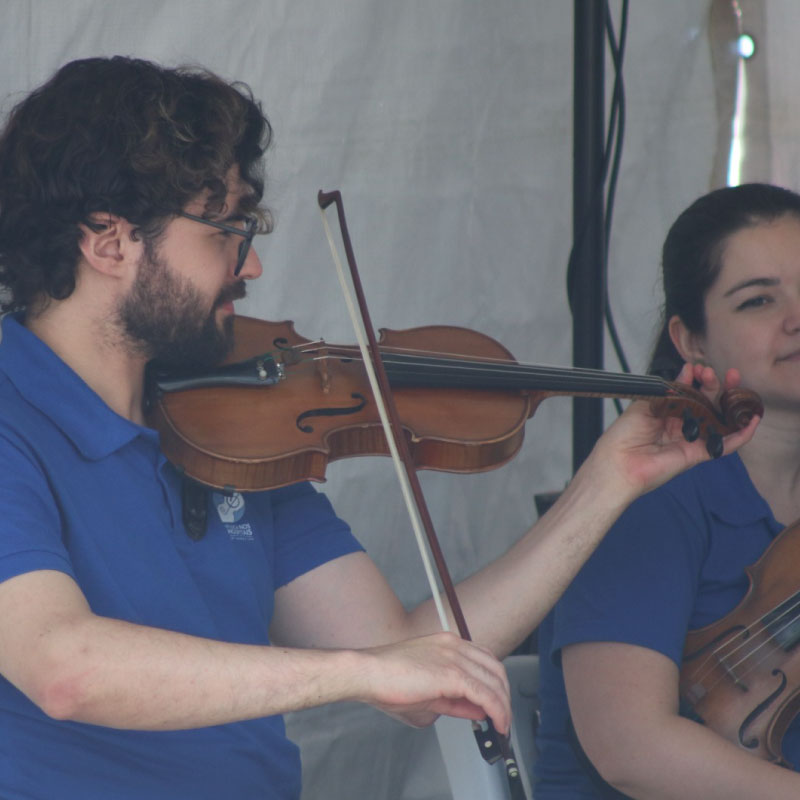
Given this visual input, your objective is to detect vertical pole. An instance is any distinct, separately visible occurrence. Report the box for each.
[572,0,606,471]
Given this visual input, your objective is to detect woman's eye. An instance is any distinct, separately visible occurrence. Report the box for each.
[736,295,771,310]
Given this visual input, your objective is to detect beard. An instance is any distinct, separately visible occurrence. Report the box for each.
[117,238,245,373]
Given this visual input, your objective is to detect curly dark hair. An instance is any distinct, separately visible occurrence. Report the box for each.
[0,56,273,312]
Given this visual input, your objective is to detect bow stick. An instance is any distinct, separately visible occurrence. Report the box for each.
[318,189,527,800]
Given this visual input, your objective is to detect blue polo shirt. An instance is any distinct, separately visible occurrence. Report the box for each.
[0,314,363,799]
[533,453,800,798]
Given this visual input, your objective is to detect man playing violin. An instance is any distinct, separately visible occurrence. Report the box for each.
[0,56,757,800]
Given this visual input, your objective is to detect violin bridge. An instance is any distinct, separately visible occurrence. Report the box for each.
[315,343,332,394]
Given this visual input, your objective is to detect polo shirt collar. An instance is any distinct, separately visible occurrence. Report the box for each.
[0,314,149,460]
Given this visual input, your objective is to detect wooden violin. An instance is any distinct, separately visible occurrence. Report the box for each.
[145,314,763,493]
[680,518,800,767]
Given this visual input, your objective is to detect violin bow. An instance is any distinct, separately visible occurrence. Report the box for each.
[318,189,527,800]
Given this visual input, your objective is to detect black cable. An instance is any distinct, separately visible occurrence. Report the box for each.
[565,1,629,415]
[602,0,630,414]
[603,1,629,366]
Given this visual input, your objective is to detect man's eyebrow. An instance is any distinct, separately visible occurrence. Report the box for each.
[723,276,780,297]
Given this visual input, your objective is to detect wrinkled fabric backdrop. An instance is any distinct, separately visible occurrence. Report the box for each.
[2,1,798,797]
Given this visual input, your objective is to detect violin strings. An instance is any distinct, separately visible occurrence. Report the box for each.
[287,342,670,396]
[688,590,800,678]
[684,607,781,688]
[688,626,791,702]
[320,354,661,394]
[683,592,800,698]
[292,339,659,379]
[728,605,800,673]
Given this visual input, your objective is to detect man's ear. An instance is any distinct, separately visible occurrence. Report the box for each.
[668,315,706,364]
[77,214,134,276]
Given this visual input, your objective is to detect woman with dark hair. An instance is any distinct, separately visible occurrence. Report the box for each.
[534,183,800,798]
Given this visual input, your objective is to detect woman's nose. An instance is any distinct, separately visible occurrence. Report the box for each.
[784,298,800,333]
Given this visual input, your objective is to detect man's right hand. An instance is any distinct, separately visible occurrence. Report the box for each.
[349,631,511,733]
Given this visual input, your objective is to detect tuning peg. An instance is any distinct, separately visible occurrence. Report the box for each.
[706,431,724,459]
[681,410,700,442]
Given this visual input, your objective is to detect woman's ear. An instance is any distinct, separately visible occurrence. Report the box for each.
[77,214,132,277]
[668,315,706,364]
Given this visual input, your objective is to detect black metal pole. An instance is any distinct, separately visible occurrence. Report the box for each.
[572,0,606,472]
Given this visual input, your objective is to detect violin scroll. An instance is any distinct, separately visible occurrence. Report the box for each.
[650,382,763,459]
[720,387,765,431]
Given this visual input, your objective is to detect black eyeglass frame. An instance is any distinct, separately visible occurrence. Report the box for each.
[178,212,259,276]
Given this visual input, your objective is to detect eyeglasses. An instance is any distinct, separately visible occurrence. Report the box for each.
[178,212,259,276]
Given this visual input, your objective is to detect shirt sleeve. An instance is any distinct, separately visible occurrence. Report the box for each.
[551,478,709,668]
[0,433,75,584]
[268,481,364,588]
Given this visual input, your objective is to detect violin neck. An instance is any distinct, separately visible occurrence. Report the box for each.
[382,352,670,399]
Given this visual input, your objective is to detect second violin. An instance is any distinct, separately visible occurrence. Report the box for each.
[680,517,800,767]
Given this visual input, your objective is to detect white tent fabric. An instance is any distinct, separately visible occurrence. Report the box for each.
[3,1,800,797]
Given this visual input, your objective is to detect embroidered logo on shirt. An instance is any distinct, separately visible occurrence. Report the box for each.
[212,491,254,541]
